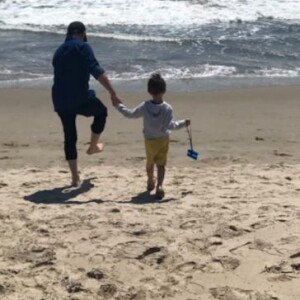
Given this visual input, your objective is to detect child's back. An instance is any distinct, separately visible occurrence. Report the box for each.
[117,99,186,139]
[113,73,190,200]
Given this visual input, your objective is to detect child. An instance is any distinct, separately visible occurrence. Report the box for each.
[113,73,190,199]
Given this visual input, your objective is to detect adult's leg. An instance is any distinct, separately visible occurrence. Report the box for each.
[68,160,80,187]
[78,97,107,155]
[58,113,80,187]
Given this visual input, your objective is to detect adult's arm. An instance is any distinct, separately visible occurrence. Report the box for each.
[80,43,120,103]
[98,73,119,104]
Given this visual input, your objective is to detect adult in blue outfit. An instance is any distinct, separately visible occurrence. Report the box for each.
[52,21,120,187]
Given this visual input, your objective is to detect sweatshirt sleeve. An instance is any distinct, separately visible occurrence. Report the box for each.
[165,107,186,130]
[116,102,144,118]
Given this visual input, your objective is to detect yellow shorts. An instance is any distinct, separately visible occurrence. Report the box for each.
[144,137,169,166]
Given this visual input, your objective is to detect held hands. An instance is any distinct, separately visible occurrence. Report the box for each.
[111,94,122,106]
[185,119,191,127]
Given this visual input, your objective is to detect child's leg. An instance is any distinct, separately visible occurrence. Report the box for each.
[145,139,156,191]
[146,164,155,185]
[156,165,165,190]
[154,138,169,199]
[155,165,165,199]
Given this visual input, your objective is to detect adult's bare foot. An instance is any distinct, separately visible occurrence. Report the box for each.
[87,143,104,155]
[71,176,81,187]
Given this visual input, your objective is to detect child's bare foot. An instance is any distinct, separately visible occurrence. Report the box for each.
[87,143,104,155]
[155,186,165,200]
[147,176,156,192]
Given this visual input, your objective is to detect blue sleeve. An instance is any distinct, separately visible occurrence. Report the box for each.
[80,43,105,79]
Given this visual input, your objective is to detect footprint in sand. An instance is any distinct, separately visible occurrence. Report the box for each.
[179,219,197,229]
[214,224,251,240]
[65,281,86,294]
[98,284,117,298]
[21,181,41,188]
[268,274,295,282]
[210,286,279,300]
[263,253,300,280]
[0,156,9,160]
[250,219,271,230]
[28,168,43,173]
[0,283,11,295]
[117,288,147,300]
[136,246,170,266]
[290,250,300,259]
[30,247,56,268]
[248,239,273,252]
[36,227,50,237]
[263,261,294,276]
[176,261,198,273]
[291,263,300,271]
[86,269,104,280]
[113,241,148,259]
[0,182,8,188]
[8,245,56,268]
[126,156,146,162]
[201,256,240,273]
[187,237,223,255]
[181,190,193,198]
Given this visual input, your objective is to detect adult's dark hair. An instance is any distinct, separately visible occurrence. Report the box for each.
[66,21,87,41]
[147,73,166,95]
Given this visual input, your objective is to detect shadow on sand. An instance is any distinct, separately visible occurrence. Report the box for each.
[131,191,176,205]
[24,178,176,205]
[24,178,104,205]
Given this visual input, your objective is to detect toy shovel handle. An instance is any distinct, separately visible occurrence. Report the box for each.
[186,125,193,150]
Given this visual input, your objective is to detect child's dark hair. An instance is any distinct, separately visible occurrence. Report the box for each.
[147,73,166,95]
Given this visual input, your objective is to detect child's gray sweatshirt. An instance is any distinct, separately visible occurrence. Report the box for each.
[116,100,186,139]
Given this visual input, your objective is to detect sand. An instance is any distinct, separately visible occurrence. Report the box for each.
[0,86,300,299]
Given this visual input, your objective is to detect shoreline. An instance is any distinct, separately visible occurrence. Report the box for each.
[1,76,300,92]
[1,84,300,170]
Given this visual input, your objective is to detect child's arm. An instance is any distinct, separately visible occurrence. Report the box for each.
[115,102,144,119]
[165,108,189,130]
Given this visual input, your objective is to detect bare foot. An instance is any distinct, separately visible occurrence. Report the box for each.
[71,176,81,187]
[155,186,165,200]
[147,177,156,192]
[87,143,104,155]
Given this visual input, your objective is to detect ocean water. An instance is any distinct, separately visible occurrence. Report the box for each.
[1,0,300,90]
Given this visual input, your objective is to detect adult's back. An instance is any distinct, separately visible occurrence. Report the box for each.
[52,35,104,114]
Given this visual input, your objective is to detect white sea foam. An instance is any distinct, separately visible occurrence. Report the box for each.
[0,68,46,78]
[1,65,299,83]
[108,65,300,81]
[1,65,299,89]
[109,65,237,80]
[252,68,300,77]
[0,0,299,32]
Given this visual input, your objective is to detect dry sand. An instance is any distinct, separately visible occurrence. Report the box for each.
[0,86,300,299]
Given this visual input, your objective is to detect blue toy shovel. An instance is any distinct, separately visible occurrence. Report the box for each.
[186,125,198,160]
